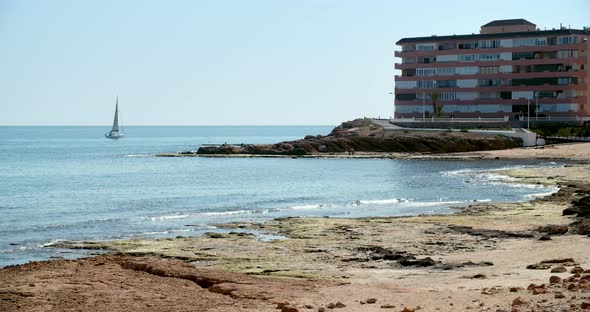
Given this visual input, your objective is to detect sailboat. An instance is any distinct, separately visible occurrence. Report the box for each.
[105,97,124,139]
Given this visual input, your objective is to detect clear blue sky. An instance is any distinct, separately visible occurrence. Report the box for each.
[1,0,588,125]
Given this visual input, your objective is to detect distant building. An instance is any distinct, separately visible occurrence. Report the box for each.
[394,19,590,118]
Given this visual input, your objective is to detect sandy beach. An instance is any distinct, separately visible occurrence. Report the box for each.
[2,143,590,312]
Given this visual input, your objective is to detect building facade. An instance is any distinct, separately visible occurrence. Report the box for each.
[394,19,590,118]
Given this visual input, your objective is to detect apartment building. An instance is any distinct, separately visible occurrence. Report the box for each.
[394,19,590,118]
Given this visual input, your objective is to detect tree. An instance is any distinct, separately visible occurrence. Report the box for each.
[430,93,441,117]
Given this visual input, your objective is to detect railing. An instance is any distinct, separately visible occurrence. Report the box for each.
[520,116,590,122]
[390,116,510,122]
[543,136,590,142]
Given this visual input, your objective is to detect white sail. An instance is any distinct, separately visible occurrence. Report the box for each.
[111,97,119,133]
[105,97,124,139]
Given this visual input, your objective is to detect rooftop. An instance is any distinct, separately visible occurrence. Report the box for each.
[396,28,589,45]
[481,19,535,27]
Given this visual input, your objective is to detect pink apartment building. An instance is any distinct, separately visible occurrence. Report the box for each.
[394,19,590,119]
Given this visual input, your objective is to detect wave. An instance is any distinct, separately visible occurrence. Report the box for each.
[357,198,410,205]
[138,229,193,236]
[148,214,190,221]
[522,188,560,200]
[125,154,151,157]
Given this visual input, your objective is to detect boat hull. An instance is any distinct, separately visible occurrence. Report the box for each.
[105,133,124,139]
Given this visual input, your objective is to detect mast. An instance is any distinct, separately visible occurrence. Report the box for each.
[111,97,119,133]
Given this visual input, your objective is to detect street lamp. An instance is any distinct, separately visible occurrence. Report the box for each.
[422,91,425,120]
[527,98,530,130]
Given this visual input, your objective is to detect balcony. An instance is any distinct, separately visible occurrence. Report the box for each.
[394,43,586,58]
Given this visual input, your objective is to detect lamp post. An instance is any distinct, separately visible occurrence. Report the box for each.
[527,98,530,130]
[535,92,538,120]
[422,91,425,120]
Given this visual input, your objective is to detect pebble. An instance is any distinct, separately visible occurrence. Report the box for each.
[365,298,377,304]
[551,266,568,273]
[379,304,395,309]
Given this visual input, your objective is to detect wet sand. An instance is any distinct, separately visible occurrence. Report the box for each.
[2,143,590,311]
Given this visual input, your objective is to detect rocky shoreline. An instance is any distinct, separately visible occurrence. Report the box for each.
[2,159,590,311]
[160,119,522,158]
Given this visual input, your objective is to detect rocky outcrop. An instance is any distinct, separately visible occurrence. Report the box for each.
[568,195,590,235]
[196,119,522,155]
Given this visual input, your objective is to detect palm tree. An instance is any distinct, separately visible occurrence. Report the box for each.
[431,93,442,117]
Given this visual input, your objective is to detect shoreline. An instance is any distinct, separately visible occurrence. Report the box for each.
[157,142,590,161]
[2,146,590,311]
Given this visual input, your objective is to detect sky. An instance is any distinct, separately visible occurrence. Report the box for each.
[0,0,588,125]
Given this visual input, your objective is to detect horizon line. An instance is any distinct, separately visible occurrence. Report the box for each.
[0,124,338,127]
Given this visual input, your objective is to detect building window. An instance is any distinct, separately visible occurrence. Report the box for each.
[436,80,457,88]
[416,43,436,51]
[440,92,456,101]
[416,68,437,76]
[479,66,499,74]
[558,36,577,45]
[513,38,547,47]
[418,80,435,88]
[459,54,476,62]
[479,40,500,48]
[558,78,572,85]
[479,79,501,87]
[437,67,455,75]
[478,53,500,61]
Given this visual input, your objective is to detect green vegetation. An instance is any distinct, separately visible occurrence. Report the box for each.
[532,121,590,137]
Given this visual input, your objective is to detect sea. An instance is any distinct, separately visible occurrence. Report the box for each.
[0,126,562,267]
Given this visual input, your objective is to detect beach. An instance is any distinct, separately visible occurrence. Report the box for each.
[1,143,590,311]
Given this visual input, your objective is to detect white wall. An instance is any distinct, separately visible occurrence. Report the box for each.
[396,81,417,89]
[457,92,478,100]
[457,79,478,88]
[437,54,458,62]
[499,65,512,73]
[456,66,478,75]
[500,39,513,48]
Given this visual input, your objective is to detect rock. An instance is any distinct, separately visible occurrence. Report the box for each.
[571,219,590,235]
[334,302,345,308]
[572,266,585,274]
[281,307,299,312]
[526,263,551,270]
[555,292,565,299]
[550,276,563,284]
[537,224,568,235]
[563,206,581,215]
[365,298,377,304]
[568,284,578,291]
[447,225,534,239]
[551,266,568,273]
[581,302,590,309]
[401,307,415,312]
[193,119,522,156]
[399,256,436,267]
[541,258,575,264]
[304,305,313,309]
[539,235,552,241]
[380,304,395,308]
[318,308,326,312]
[356,246,406,261]
[277,302,290,309]
[532,287,546,295]
[205,232,226,239]
[509,287,520,292]
[512,297,526,306]
[327,303,334,309]
[571,195,590,218]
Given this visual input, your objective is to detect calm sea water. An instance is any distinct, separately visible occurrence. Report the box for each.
[0,126,560,267]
